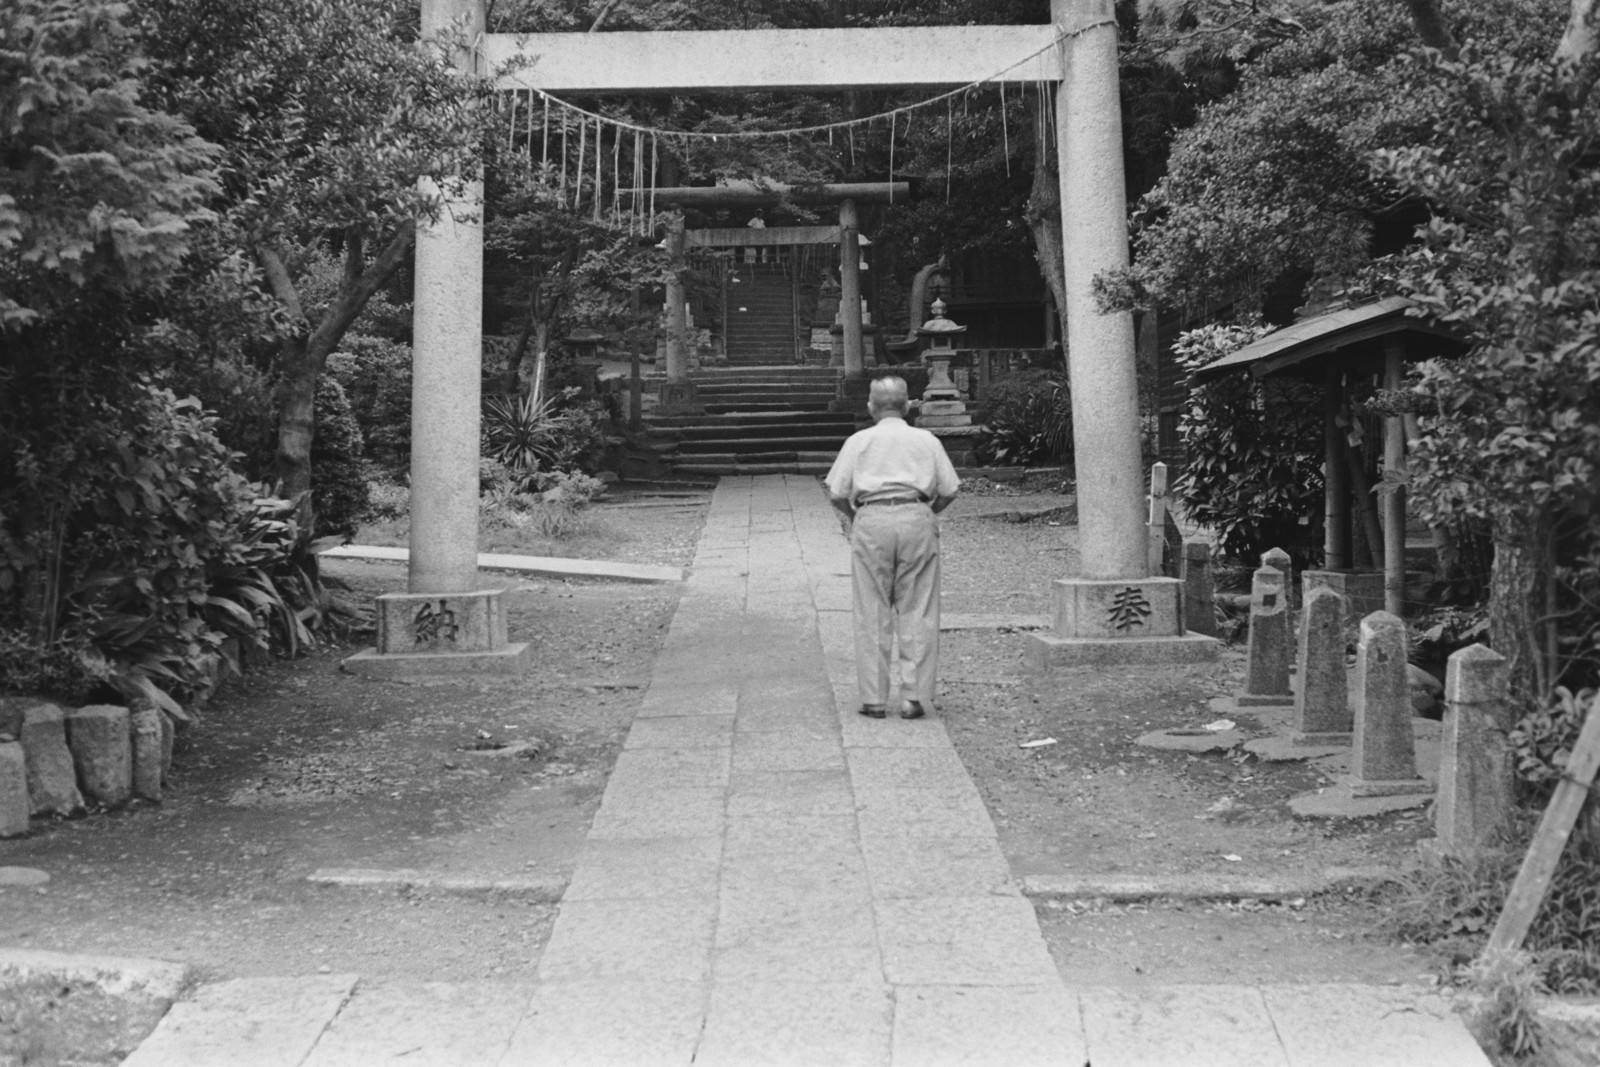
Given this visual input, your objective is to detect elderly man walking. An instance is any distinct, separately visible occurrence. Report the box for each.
[825,377,960,719]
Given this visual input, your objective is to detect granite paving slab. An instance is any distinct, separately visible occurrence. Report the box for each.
[499,980,707,1067]
[1078,984,1288,1067]
[121,974,359,1067]
[891,985,1088,1067]
[302,981,533,1067]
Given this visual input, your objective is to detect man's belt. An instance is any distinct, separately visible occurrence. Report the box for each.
[858,496,927,507]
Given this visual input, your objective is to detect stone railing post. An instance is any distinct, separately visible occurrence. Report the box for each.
[1352,611,1430,797]
[1240,549,1293,706]
[1433,644,1513,858]
[1181,539,1217,637]
[1294,586,1350,743]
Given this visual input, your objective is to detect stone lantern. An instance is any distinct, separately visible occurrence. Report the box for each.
[913,297,976,462]
[563,326,605,365]
[915,297,971,422]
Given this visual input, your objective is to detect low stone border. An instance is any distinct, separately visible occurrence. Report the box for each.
[306,867,567,902]
[1020,866,1397,903]
[0,948,191,1002]
[320,545,684,584]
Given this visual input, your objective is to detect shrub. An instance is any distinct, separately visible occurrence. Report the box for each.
[482,389,615,485]
[310,377,369,539]
[975,370,1072,467]
[0,376,314,715]
[326,335,412,474]
[1171,323,1326,565]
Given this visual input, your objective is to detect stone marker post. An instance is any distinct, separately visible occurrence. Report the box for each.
[1240,550,1293,706]
[658,215,701,414]
[16,699,81,816]
[65,705,132,807]
[1181,539,1217,638]
[1352,611,1431,797]
[1434,644,1513,858]
[1294,586,1351,743]
[1147,461,1169,576]
[0,741,26,837]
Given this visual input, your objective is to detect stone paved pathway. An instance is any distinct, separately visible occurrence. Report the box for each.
[124,475,1491,1066]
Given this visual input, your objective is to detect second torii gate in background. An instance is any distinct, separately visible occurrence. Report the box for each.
[386,0,1218,677]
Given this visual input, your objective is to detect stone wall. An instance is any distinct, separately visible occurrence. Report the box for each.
[0,697,175,837]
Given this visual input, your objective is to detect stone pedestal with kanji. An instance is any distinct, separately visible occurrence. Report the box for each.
[344,589,530,677]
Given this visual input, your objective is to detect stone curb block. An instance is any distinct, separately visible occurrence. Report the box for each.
[0,948,191,1002]
[307,868,567,902]
[1020,866,1398,902]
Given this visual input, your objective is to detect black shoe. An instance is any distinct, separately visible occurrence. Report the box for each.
[859,705,887,719]
[901,701,926,720]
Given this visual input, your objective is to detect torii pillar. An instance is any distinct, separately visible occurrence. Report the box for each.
[344,0,530,677]
[1025,0,1218,666]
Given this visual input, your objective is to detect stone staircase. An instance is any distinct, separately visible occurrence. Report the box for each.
[724,262,796,365]
[646,366,856,476]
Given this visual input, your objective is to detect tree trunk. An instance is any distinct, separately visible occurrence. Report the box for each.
[1025,94,1068,346]
[1488,509,1554,701]
[265,225,415,515]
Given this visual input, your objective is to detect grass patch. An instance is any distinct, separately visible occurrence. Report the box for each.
[0,975,168,1066]
[354,501,629,561]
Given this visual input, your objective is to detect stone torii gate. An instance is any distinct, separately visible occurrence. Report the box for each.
[348,0,1215,676]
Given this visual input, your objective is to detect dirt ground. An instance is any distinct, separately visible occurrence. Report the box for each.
[2,475,1448,1010]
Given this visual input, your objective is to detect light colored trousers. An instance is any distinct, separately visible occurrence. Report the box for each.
[850,503,941,707]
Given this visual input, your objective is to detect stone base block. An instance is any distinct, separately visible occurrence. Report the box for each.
[376,589,509,655]
[1350,777,1435,799]
[919,400,968,417]
[655,380,703,416]
[831,375,872,414]
[1049,577,1185,639]
[1243,736,1347,763]
[1292,730,1353,747]
[1026,632,1222,669]
[1236,693,1294,707]
[1289,780,1433,819]
[917,413,973,428]
[1303,570,1385,620]
[342,643,532,679]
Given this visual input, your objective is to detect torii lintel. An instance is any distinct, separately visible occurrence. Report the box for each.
[486,25,1064,94]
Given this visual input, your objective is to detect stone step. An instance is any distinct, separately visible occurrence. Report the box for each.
[666,422,857,443]
[703,400,835,414]
[646,411,856,429]
[676,435,850,455]
[674,461,836,476]
[695,383,836,397]
[690,365,836,377]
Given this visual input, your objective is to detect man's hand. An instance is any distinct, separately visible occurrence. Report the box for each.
[931,494,956,515]
[829,495,856,519]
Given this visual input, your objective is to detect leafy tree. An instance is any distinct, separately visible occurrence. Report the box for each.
[0,0,218,329]
[1377,0,1600,694]
[139,0,488,514]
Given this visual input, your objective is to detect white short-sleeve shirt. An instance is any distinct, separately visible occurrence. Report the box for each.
[825,416,961,506]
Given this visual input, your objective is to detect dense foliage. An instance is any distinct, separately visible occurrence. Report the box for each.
[1169,323,1326,564]
[0,375,315,713]
[974,370,1072,468]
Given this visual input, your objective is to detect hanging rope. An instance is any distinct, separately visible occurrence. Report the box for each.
[999,81,1010,177]
[574,115,587,210]
[945,98,953,203]
[541,95,550,170]
[648,133,658,234]
[612,120,622,224]
[593,115,604,221]
[631,130,644,234]
[887,111,895,204]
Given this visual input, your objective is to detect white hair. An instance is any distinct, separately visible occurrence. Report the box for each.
[868,376,910,417]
